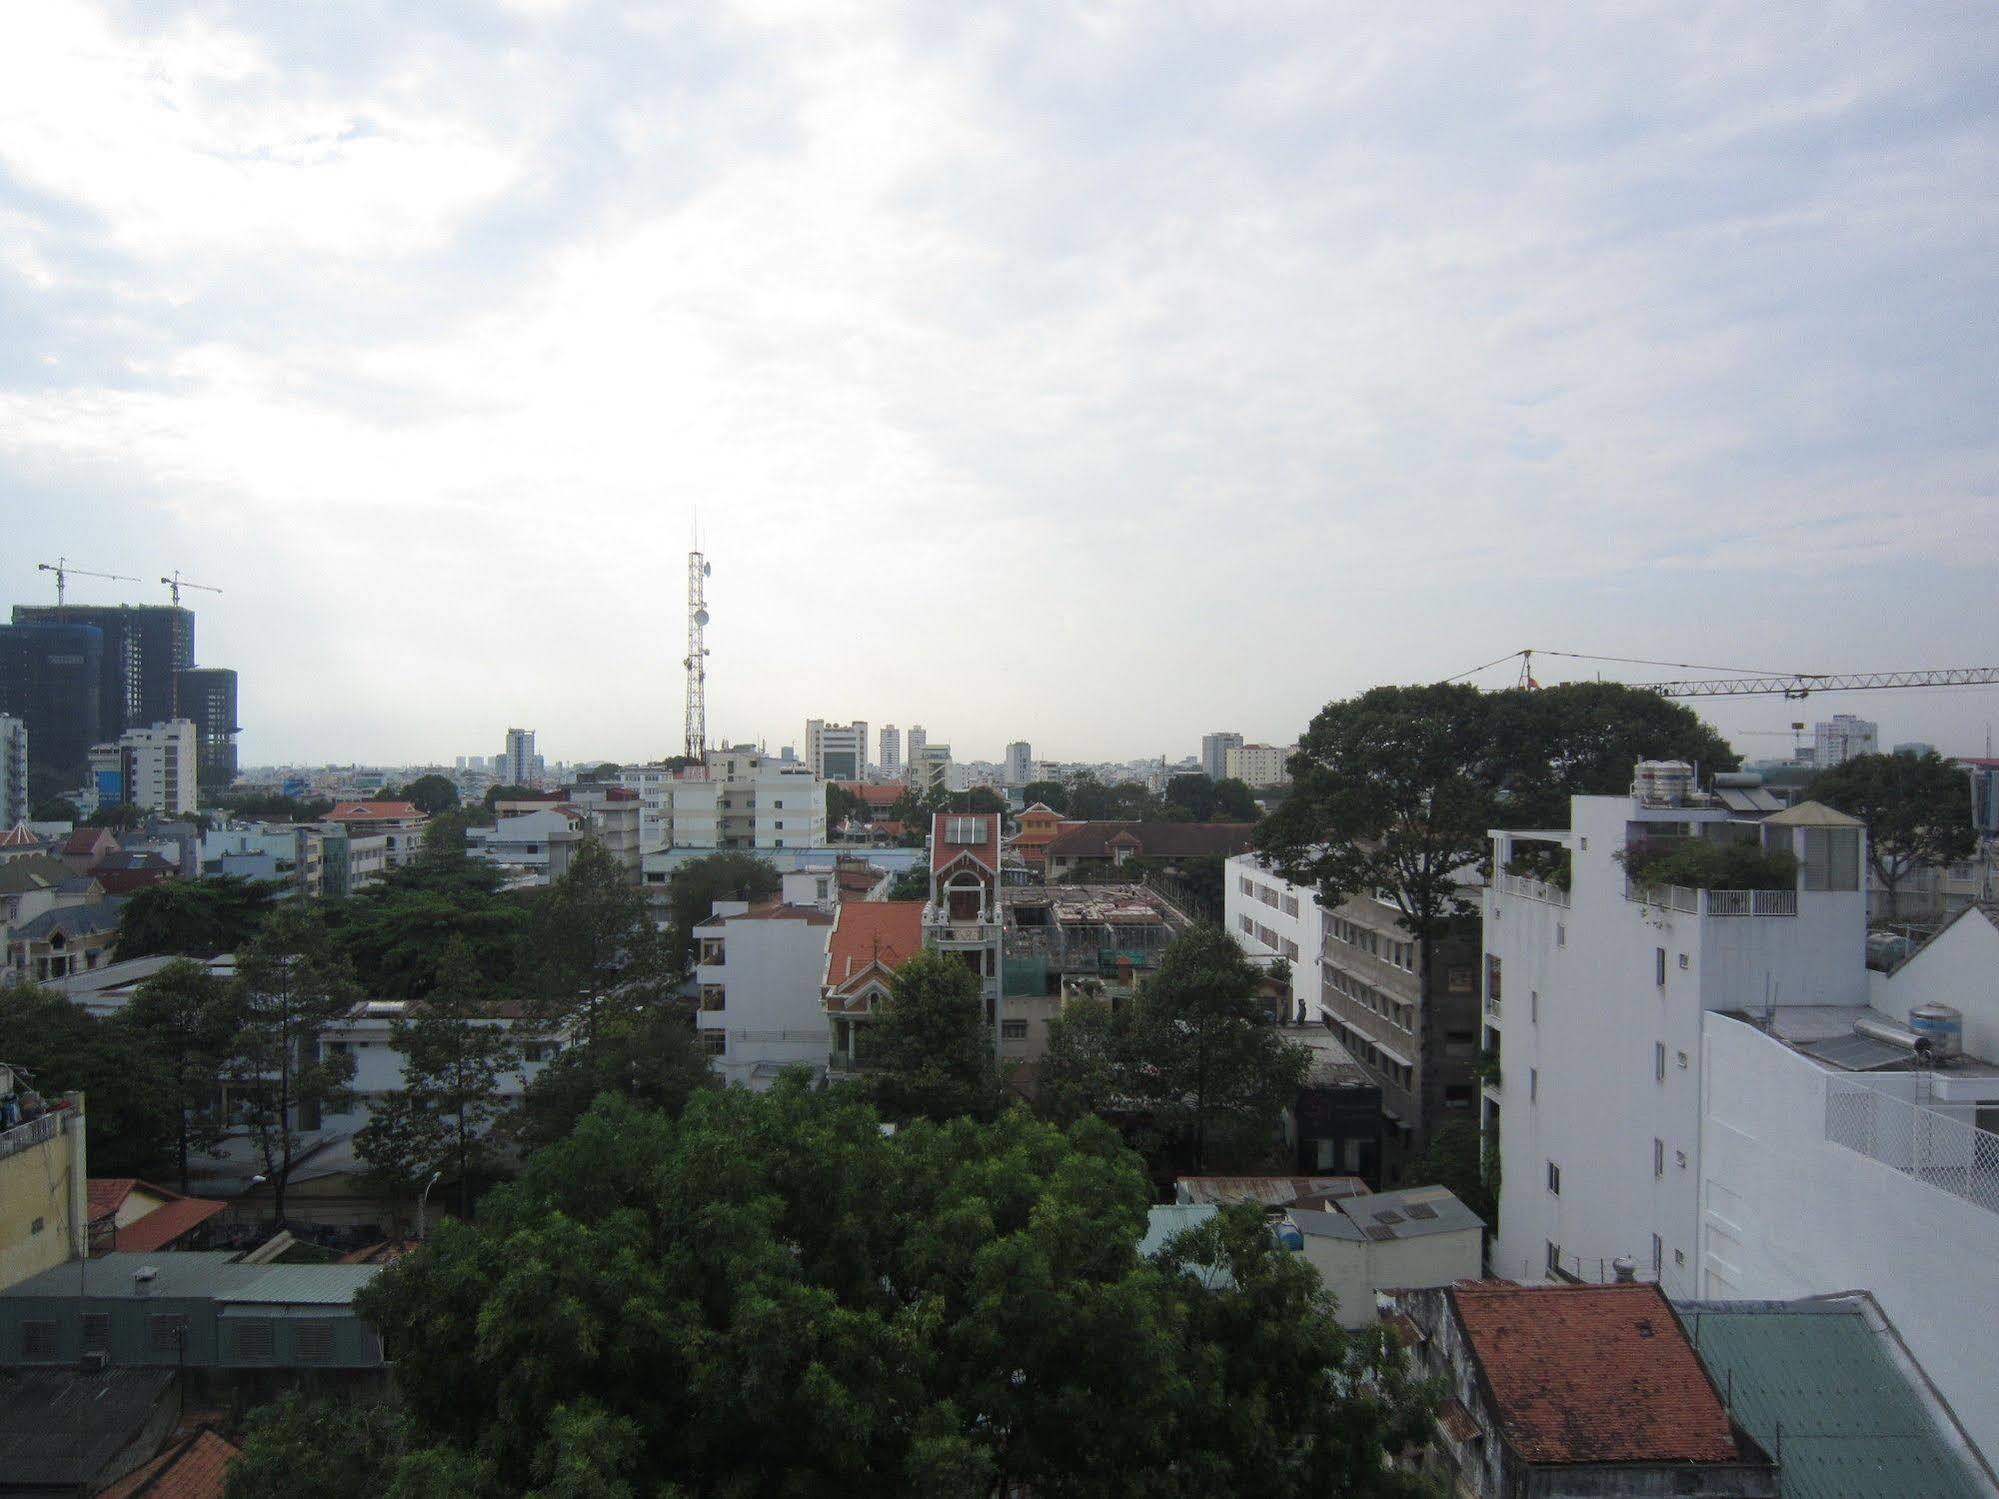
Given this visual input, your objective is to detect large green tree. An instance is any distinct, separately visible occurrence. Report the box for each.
[83,801,145,830]
[1021,779,1068,813]
[114,876,282,961]
[1211,777,1262,822]
[305,1085,1436,1496]
[226,1394,410,1499]
[400,774,461,816]
[355,1091,448,1238]
[226,903,360,1224]
[1811,749,1978,917]
[510,1004,716,1152]
[1124,925,1309,1173]
[1036,993,1137,1128]
[328,855,528,1000]
[521,839,669,1040]
[119,958,243,1192]
[864,949,1001,1123]
[1497,681,1739,826]
[0,985,176,1177]
[393,937,521,1216]
[661,850,780,976]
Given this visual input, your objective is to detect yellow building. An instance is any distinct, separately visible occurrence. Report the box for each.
[0,1079,87,1292]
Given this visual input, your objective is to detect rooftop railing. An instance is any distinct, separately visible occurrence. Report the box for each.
[1499,873,1570,908]
[1623,882,1797,917]
[1825,1076,1999,1217]
[0,1110,63,1163]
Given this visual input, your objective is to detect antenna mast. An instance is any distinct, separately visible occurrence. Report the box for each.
[684,549,711,760]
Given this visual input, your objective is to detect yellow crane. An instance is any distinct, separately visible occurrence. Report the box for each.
[160,570,222,607]
[35,557,139,606]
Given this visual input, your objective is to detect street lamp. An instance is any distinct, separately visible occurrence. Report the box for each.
[417,1170,443,1242]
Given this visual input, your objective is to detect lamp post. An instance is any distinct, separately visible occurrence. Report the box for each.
[417,1170,443,1242]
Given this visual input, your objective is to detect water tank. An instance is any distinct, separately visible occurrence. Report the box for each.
[1635,760,1695,807]
[1272,1220,1304,1253]
[1854,1014,1933,1059]
[1712,771,1764,789]
[1908,1004,1964,1060]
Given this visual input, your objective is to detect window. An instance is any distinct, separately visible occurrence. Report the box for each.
[1444,1084,1474,1110]
[1653,1138,1665,1178]
[1530,990,1539,1024]
[1654,1042,1667,1082]
[233,1320,275,1359]
[699,985,725,1012]
[21,1321,58,1360]
[1529,1067,1538,1101]
[1001,1019,1028,1040]
[1546,1240,1563,1274]
[1239,915,1254,935]
[1281,894,1300,917]
[1675,1248,1686,1267]
[1484,954,1501,1003]
[1651,1233,1663,1276]
[701,1030,727,1057]
[1801,827,1860,891]
[1655,948,1667,987]
[1556,922,1566,948]
[1546,1161,1561,1195]
[1678,953,1689,970]
[294,1321,335,1361]
[30,1216,44,1235]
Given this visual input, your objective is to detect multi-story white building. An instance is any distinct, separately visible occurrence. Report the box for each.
[1004,741,1034,786]
[88,720,197,816]
[616,765,674,851]
[1223,743,1293,789]
[1486,776,1999,1451]
[912,744,952,793]
[695,870,843,1085]
[1224,855,1321,1017]
[501,727,537,785]
[1811,714,1877,768]
[907,725,928,766]
[879,724,902,778]
[805,719,869,782]
[203,825,325,898]
[1201,732,1244,781]
[659,748,827,851]
[0,715,25,827]
[564,785,643,879]
[321,800,429,869]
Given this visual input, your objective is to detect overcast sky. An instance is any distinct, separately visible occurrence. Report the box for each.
[5,2,1997,768]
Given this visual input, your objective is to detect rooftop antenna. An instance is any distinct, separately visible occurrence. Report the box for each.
[684,541,711,762]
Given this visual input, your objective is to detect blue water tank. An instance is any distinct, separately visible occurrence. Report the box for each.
[1272,1221,1304,1252]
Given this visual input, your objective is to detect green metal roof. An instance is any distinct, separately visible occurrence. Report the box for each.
[216,1264,381,1305]
[1680,1299,1994,1499]
[4,1252,379,1308]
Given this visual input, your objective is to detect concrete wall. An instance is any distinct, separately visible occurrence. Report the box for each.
[0,1108,84,1291]
[1296,1225,1482,1328]
[697,913,832,1087]
[1224,854,1322,1019]
[1872,907,1999,1062]
[1699,1013,1999,1453]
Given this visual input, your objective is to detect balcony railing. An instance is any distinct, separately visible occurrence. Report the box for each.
[0,1111,63,1163]
[1825,1077,1999,1217]
[1499,873,1570,908]
[1623,882,1797,918]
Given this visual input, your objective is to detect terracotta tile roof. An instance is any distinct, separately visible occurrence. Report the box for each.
[720,901,835,925]
[322,800,425,823]
[1043,822,1257,861]
[100,1427,239,1499]
[930,812,1000,875]
[62,827,117,856]
[1450,1282,1744,1466]
[827,900,925,990]
[89,1178,141,1219]
[838,782,906,809]
[115,1195,226,1252]
[0,822,44,847]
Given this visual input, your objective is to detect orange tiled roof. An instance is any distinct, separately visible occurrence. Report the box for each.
[930,812,1000,875]
[1450,1282,1743,1466]
[100,1428,239,1499]
[0,823,43,847]
[827,901,925,989]
[116,1195,226,1252]
[88,1177,142,1219]
[322,800,425,823]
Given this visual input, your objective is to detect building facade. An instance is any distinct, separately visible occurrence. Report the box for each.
[805,719,869,782]
[879,724,901,777]
[0,621,103,779]
[695,873,841,1084]
[1812,713,1878,768]
[926,812,1004,1055]
[175,668,239,791]
[1004,741,1034,786]
[90,721,197,816]
[0,1088,86,1293]
[664,749,827,850]
[501,727,537,786]
[1200,732,1244,781]
[12,604,193,751]
[1223,743,1293,789]
[912,744,952,794]
[0,716,25,827]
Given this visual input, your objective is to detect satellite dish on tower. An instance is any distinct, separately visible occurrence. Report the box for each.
[704,562,712,577]
[694,608,710,626]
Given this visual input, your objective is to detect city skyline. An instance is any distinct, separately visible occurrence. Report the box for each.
[5,4,1998,764]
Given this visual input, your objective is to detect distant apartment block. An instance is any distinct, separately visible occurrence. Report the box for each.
[1223,742,1293,789]
[175,667,239,790]
[1200,732,1243,781]
[805,719,869,782]
[911,744,952,794]
[89,720,196,817]
[0,716,25,827]
[1812,713,1877,768]
[0,622,103,779]
[663,748,827,851]
[501,727,537,786]
[1004,741,1034,786]
[907,725,927,766]
[879,724,901,776]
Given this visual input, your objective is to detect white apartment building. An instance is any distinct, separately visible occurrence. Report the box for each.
[1811,713,1877,768]
[694,869,841,1086]
[564,785,643,879]
[1487,778,1999,1452]
[501,727,537,785]
[203,825,325,898]
[663,748,827,851]
[1201,732,1243,781]
[468,806,593,884]
[879,724,901,777]
[616,765,674,850]
[805,719,869,782]
[89,720,197,816]
[912,744,952,793]
[0,715,25,827]
[907,725,928,765]
[1224,854,1321,1019]
[1224,743,1293,789]
[1004,741,1034,786]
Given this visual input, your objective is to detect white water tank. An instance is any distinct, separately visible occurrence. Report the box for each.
[1908,1004,1964,1060]
[1635,760,1695,807]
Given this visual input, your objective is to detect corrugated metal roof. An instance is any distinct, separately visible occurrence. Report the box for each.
[1679,1301,1994,1499]
[5,1251,245,1300]
[216,1264,382,1305]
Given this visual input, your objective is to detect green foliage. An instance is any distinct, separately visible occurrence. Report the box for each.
[1211,777,1261,822]
[1810,750,1978,914]
[523,841,669,1039]
[401,773,461,815]
[393,937,522,1216]
[827,780,869,829]
[1036,995,1136,1127]
[326,1085,1434,1496]
[942,786,1007,814]
[219,790,334,822]
[227,1394,406,1499]
[84,800,145,830]
[121,958,243,1193]
[114,875,282,961]
[1065,773,1163,821]
[511,1005,716,1152]
[864,950,1002,1123]
[418,805,490,860]
[483,783,544,812]
[30,796,78,823]
[327,855,528,1000]
[227,903,361,1224]
[355,1090,448,1233]
[660,851,780,976]
[1617,836,1798,892]
[0,984,176,1177]
[1163,773,1217,820]
[1493,681,1739,827]
[1021,779,1068,813]
[887,865,930,901]
[1402,1119,1497,1228]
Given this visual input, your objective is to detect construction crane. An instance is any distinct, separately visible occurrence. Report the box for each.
[1450,649,1999,702]
[160,570,222,607]
[36,557,139,606]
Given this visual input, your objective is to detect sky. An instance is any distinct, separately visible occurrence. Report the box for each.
[4,1,1998,769]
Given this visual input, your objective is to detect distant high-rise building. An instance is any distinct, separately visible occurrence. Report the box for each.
[502,727,537,785]
[0,620,103,779]
[12,603,192,743]
[92,719,197,816]
[913,743,953,793]
[1004,741,1034,785]
[1224,743,1294,789]
[176,668,239,791]
[908,725,928,766]
[1813,715,1878,769]
[805,719,869,781]
[0,715,26,825]
[1200,732,1244,781]
[880,724,902,777]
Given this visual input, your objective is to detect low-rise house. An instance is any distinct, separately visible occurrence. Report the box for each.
[467,805,593,884]
[100,1424,241,1499]
[823,899,927,1077]
[320,801,427,869]
[87,1179,227,1255]
[1394,1281,1778,1498]
[694,877,840,1085]
[59,825,120,876]
[5,899,124,983]
[1284,1184,1483,1328]
[90,849,180,896]
[0,855,99,965]
[1042,821,1257,879]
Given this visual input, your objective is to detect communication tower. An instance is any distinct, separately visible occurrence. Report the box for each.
[684,551,711,761]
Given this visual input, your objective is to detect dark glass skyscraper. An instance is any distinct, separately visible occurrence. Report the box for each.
[11,604,192,740]
[0,621,105,778]
[176,667,240,789]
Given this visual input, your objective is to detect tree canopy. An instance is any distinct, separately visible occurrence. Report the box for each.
[511,1003,716,1152]
[83,801,145,830]
[0,984,176,1177]
[114,875,282,961]
[122,959,242,1193]
[30,796,78,823]
[521,840,670,1039]
[864,949,1002,1123]
[1021,779,1068,813]
[400,773,461,815]
[263,1085,1437,1496]
[1810,750,1977,916]
[661,851,781,976]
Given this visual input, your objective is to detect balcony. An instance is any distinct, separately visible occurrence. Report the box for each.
[1498,872,1570,908]
[1825,1077,1999,1216]
[0,1110,63,1163]
[923,904,999,943]
[1623,882,1797,918]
